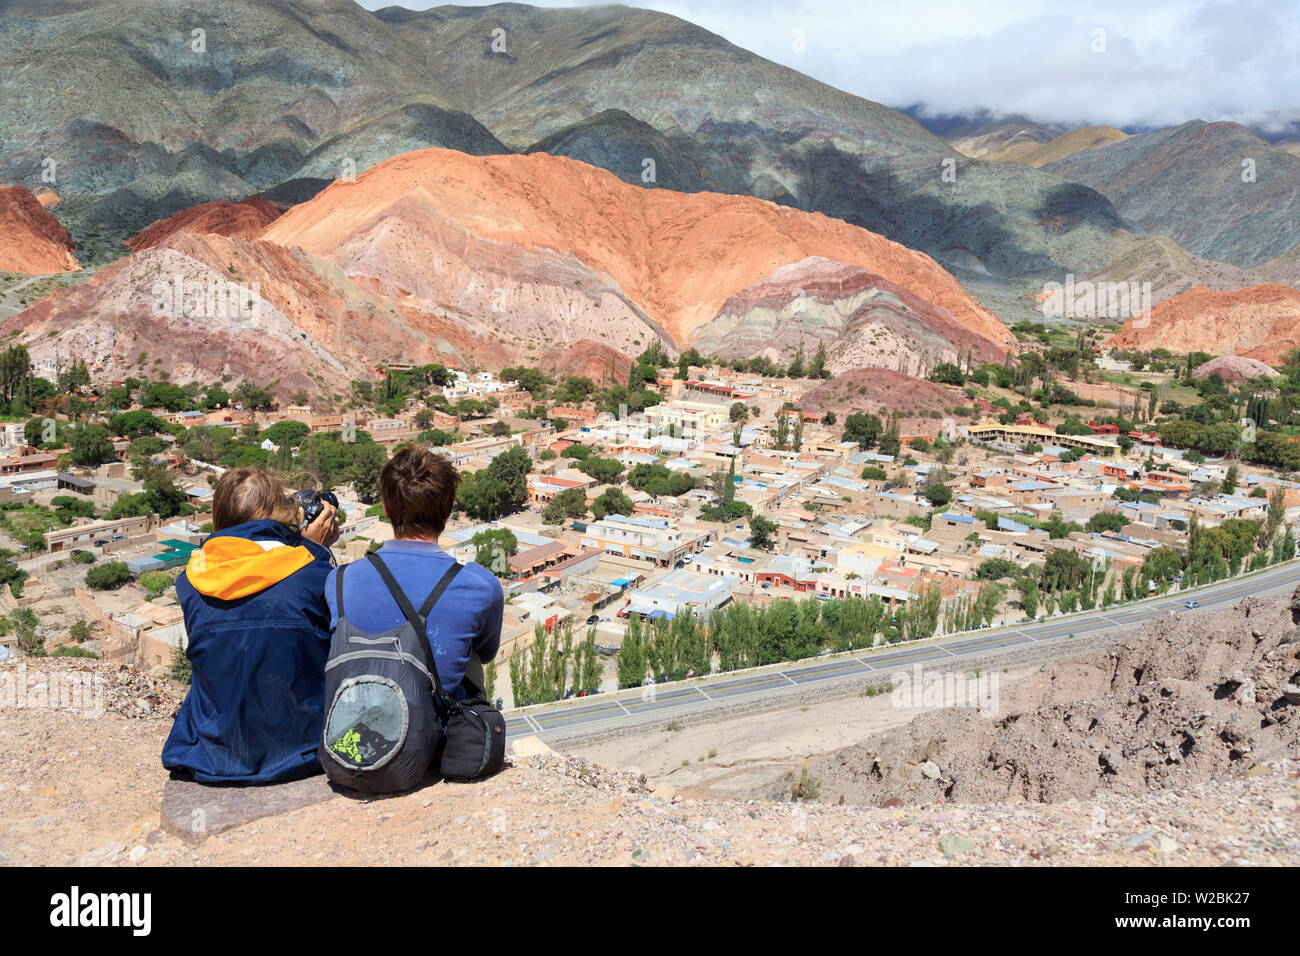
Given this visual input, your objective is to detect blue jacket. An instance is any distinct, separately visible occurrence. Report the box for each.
[162,519,334,784]
[325,539,503,700]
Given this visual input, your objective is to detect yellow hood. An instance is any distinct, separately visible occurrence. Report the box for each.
[185,536,315,601]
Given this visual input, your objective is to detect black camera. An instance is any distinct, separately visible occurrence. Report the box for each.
[292,489,339,530]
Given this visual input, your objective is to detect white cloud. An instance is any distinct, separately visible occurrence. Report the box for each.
[360,0,1300,131]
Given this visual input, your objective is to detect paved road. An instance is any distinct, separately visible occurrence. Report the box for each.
[505,559,1300,743]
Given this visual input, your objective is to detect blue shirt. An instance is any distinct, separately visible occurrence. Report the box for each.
[324,539,503,700]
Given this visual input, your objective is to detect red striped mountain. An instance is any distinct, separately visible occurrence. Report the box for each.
[0,185,78,274]
[260,148,1014,367]
[5,148,1013,399]
[127,197,283,252]
[692,257,1008,376]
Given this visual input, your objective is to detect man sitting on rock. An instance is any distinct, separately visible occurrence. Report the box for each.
[325,444,502,704]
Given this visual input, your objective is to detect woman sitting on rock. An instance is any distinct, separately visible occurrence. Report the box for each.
[162,467,339,784]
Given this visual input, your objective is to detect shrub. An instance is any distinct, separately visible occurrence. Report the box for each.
[85,562,130,590]
[139,570,175,597]
[53,645,97,659]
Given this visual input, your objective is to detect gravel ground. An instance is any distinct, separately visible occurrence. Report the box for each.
[1,639,1297,867]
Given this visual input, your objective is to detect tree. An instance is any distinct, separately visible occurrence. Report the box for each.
[769,408,788,449]
[69,424,115,466]
[809,340,830,379]
[1021,583,1039,619]
[591,487,634,519]
[924,481,952,507]
[1223,464,1239,496]
[580,630,602,695]
[12,609,42,657]
[975,558,1018,580]
[842,412,884,448]
[347,442,388,503]
[729,402,749,424]
[786,343,806,379]
[0,345,32,411]
[930,362,965,386]
[259,420,310,448]
[233,380,276,411]
[578,456,624,484]
[472,528,517,577]
[749,514,778,550]
[457,447,530,521]
[628,463,696,498]
[85,562,131,590]
[169,638,192,683]
[616,614,648,688]
[1143,546,1183,583]
[542,487,588,524]
[1263,485,1287,544]
[108,410,166,440]
[1085,511,1127,534]
[133,460,188,518]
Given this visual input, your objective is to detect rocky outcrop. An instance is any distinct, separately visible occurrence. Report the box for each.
[799,368,968,428]
[1106,284,1300,366]
[538,340,635,387]
[803,593,1300,806]
[7,148,1016,397]
[127,197,283,251]
[1192,355,1281,383]
[0,185,79,273]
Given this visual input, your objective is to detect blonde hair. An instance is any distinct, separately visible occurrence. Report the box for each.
[212,467,298,531]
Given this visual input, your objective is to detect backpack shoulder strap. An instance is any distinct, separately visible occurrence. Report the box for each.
[417,559,464,619]
[333,565,346,620]
[366,552,463,702]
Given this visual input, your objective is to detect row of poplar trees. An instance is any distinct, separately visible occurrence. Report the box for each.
[507,617,602,706]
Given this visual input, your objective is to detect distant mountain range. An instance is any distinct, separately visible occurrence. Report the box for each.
[1,0,1297,378]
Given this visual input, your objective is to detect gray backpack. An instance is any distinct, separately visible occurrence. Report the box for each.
[319,554,462,792]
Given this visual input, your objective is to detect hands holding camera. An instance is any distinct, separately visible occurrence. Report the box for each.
[296,489,341,549]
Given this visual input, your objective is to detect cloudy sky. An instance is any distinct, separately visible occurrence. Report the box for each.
[360,0,1300,133]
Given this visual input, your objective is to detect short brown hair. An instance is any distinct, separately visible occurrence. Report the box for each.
[381,445,460,539]
[212,467,298,531]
